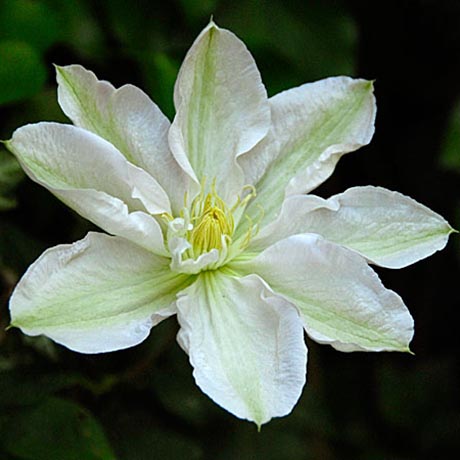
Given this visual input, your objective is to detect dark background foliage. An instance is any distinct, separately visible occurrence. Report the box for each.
[1,0,460,458]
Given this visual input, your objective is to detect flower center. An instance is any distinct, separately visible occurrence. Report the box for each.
[188,186,234,257]
[165,180,258,274]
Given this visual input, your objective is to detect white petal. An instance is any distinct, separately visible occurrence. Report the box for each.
[56,65,195,212]
[176,271,307,426]
[59,189,167,255]
[239,77,375,228]
[168,236,219,275]
[7,122,169,254]
[10,233,190,353]
[252,186,454,268]
[233,234,414,352]
[169,22,270,203]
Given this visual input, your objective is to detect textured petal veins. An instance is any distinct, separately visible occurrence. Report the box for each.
[5,20,454,426]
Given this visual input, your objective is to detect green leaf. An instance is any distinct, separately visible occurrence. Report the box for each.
[102,0,162,49]
[0,0,61,52]
[44,0,107,58]
[0,40,47,105]
[152,344,220,426]
[0,222,46,273]
[178,0,218,25]
[140,51,180,120]
[2,397,117,460]
[114,422,202,460]
[440,98,460,171]
[0,370,80,407]
[221,0,357,93]
[0,150,24,210]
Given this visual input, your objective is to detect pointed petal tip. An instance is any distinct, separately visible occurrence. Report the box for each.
[55,63,85,81]
[201,17,219,34]
[54,63,74,78]
[54,64,71,81]
[3,137,20,158]
[380,344,415,354]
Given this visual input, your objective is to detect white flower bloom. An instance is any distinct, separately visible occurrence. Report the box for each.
[5,22,454,426]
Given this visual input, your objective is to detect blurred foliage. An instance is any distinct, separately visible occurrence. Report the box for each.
[0,0,59,104]
[2,396,116,460]
[0,40,47,105]
[0,151,24,211]
[440,98,460,172]
[0,0,459,459]
[439,98,460,235]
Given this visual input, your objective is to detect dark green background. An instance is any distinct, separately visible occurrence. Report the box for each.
[1,1,459,458]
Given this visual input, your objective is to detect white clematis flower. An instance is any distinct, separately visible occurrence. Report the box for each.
[5,22,454,426]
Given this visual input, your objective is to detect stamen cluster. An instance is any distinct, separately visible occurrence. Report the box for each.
[188,184,234,257]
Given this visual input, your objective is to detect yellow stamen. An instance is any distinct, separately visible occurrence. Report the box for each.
[167,178,261,271]
[188,181,234,256]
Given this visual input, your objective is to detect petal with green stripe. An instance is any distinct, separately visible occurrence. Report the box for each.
[10,232,191,353]
[176,271,307,426]
[233,234,414,352]
[169,22,270,203]
[251,186,454,268]
[56,65,194,212]
[239,77,375,231]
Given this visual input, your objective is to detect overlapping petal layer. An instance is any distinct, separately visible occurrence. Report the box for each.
[4,21,454,426]
[176,271,307,426]
[233,234,414,352]
[57,65,193,212]
[10,232,191,353]
[7,122,168,254]
[251,186,453,267]
[238,76,376,229]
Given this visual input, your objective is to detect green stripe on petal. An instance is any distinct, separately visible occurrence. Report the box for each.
[56,65,195,212]
[176,271,307,426]
[239,77,375,231]
[169,22,270,203]
[10,232,192,353]
[251,186,454,268]
[6,122,170,254]
[233,234,414,352]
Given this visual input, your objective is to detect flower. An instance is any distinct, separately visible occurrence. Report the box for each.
[5,22,453,426]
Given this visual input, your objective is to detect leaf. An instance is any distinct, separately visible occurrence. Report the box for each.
[0,370,81,407]
[0,222,46,273]
[0,40,47,105]
[439,97,460,171]
[44,0,107,58]
[151,344,220,426]
[102,0,162,48]
[0,0,61,53]
[114,422,203,460]
[220,0,357,94]
[0,150,24,210]
[178,0,219,25]
[140,51,180,120]
[2,397,117,460]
